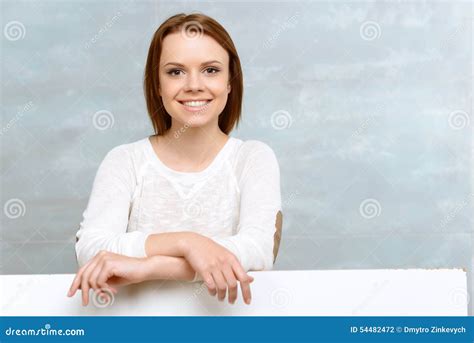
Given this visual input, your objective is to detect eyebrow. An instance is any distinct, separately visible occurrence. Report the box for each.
[162,60,223,67]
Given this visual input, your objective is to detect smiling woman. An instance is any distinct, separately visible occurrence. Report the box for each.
[68,13,283,308]
[143,13,243,135]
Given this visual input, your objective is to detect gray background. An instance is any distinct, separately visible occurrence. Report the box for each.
[1,1,473,313]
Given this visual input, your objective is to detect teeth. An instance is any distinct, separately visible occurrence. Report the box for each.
[182,100,210,107]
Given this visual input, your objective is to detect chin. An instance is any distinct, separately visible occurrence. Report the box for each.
[174,114,215,128]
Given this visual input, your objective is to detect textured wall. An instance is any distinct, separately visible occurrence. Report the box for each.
[1,1,472,312]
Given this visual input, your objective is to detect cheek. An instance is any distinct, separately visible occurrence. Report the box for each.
[209,79,230,98]
[159,79,180,99]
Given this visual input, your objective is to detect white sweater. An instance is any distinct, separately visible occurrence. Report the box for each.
[75,136,282,274]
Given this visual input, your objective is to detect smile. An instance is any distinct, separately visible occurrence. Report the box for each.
[178,100,212,112]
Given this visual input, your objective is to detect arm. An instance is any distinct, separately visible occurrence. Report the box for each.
[210,141,283,272]
[75,145,152,268]
[143,255,196,282]
[144,232,194,257]
[143,233,201,283]
[75,145,199,266]
[68,253,196,306]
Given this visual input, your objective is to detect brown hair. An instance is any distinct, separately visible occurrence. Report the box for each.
[143,13,243,135]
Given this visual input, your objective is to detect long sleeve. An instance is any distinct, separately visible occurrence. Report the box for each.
[74,145,152,267]
[211,141,282,272]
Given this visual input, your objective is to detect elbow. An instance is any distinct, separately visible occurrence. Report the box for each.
[263,255,274,271]
[74,227,90,268]
[271,210,283,267]
[74,232,97,268]
[75,238,89,269]
[252,238,275,272]
[260,210,283,271]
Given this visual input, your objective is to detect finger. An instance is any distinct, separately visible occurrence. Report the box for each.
[202,271,217,297]
[97,262,118,294]
[96,287,115,303]
[81,260,99,306]
[212,270,227,302]
[68,260,93,297]
[91,265,118,303]
[232,263,252,304]
[77,277,122,293]
[89,260,105,293]
[96,263,118,303]
[222,266,238,304]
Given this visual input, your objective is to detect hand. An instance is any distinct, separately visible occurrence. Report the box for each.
[67,251,152,306]
[183,233,254,305]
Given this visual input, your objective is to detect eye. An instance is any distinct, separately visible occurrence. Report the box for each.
[166,69,183,76]
[204,67,220,74]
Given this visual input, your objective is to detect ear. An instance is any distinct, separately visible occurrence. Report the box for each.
[227,83,231,94]
[273,210,283,264]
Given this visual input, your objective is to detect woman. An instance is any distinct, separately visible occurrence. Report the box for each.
[67,13,283,307]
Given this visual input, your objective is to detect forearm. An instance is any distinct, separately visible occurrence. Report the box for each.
[143,255,196,282]
[144,232,195,257]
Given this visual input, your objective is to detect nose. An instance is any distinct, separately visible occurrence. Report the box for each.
[184,71,204,92]
[183,70,204,92]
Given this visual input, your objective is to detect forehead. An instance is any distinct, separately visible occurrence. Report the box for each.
[160,32,229,66]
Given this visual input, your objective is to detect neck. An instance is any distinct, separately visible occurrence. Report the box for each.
[160,119,229,164]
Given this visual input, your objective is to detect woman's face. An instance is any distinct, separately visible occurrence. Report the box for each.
[158,31,231,132]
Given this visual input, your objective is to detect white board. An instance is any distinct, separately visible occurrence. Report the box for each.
[0,269,467,316]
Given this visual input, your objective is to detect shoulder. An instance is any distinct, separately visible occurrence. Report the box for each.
[233,138,280,173]
[232,138,280,187]
[236,139,278,161]
[99,137,149,170]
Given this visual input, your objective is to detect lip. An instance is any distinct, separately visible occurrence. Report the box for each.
[177,99,212,112]
[177,99,212,102]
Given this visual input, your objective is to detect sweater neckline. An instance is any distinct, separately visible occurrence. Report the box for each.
[145,135,235,181]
